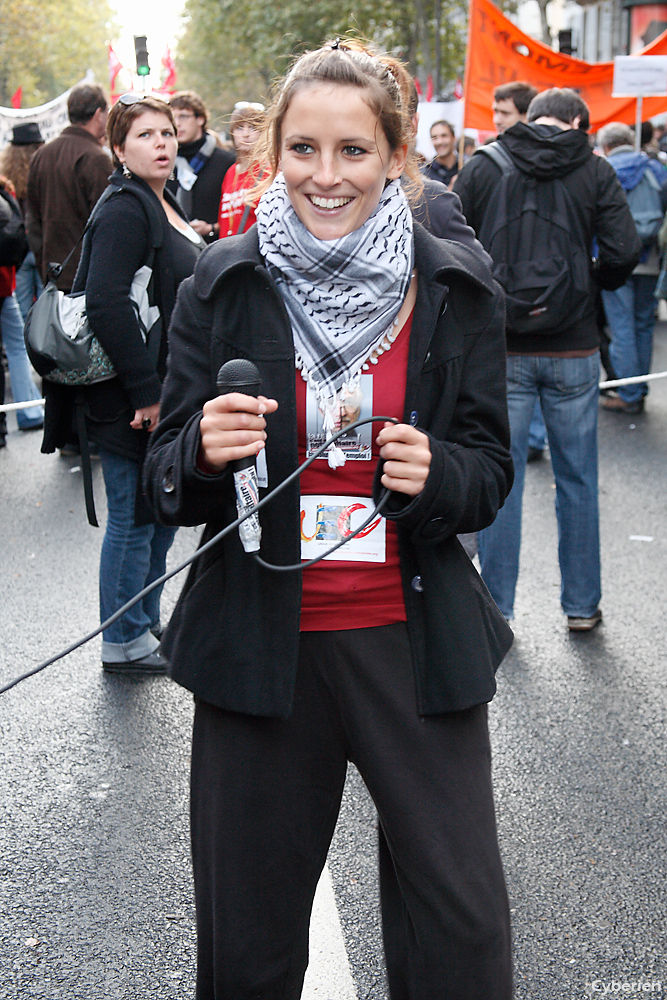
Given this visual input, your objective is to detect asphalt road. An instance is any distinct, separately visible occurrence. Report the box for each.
[1,325,666,999]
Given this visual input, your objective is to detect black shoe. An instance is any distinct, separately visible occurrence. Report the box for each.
[150,624,165,641]
[527,446,545,463]
[600,396,644,415]
[567,609,602,632]
[103,649,169,675]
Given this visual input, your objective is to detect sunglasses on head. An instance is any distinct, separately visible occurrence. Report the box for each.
[234,101,265,112]
[118,92,168,107]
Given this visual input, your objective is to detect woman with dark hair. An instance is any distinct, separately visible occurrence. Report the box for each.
[145,42,513,999]
[43,94,203,673]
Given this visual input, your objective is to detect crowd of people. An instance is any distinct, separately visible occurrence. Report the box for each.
[1,43,666,1000]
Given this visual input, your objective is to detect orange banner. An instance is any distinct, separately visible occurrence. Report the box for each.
[463,0,667,132]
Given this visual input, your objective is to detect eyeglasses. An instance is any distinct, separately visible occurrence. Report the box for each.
[234,101,265,112]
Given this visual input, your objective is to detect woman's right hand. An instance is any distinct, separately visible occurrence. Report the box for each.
[198,393,279,473]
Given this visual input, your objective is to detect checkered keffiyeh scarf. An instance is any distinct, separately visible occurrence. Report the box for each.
[256,173,413,407]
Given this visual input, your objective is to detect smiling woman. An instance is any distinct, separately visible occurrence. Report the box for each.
[279,84,406,241]
[144,40,514,1000]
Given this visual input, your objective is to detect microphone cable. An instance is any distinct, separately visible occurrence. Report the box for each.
[0,415,398,696]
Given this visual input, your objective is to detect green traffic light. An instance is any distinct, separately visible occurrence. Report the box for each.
[137,67,150,75]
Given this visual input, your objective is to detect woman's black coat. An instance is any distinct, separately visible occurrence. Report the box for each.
[143,222,514,719]
[41,170,181,460]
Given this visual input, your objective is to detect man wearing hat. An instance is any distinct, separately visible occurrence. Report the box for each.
[26,84,110,291]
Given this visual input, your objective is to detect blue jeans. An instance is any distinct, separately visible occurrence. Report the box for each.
[0,294,44,428]
[478,353,601,620]
[98,447,177,662]
[15,251,43,321]
[601,274,657,404]
[529,400,547,451]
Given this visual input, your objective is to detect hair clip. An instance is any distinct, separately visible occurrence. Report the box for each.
[329,38,341,50]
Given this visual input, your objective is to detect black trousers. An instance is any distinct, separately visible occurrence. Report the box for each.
[190,623,512,999]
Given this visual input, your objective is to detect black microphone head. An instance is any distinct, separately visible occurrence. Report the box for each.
[216,359,261,398]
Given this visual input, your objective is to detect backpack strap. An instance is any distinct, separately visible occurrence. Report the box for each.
[474,141,515,174]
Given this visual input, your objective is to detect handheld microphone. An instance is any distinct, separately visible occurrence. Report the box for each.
[216,359,263,553]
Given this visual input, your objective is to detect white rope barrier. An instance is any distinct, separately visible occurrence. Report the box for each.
[598,370,667,389]
[0,399,45,414]
[0,371,665,414]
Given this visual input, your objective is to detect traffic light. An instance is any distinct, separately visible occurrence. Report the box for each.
[134,36,150,77]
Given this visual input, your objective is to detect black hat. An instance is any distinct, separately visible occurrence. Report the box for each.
[11,122,44,145]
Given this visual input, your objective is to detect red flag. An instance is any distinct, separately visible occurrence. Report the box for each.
[414,78,423,98]
[454,78,464,100]
[108,45,123,93]
[426,75,434,102]
[11,87,22,110]
[161,46,177,93]
[463,0,667,130]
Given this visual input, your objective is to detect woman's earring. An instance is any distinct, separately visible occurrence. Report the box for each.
[169,168,175,181]
[122,162,131,178]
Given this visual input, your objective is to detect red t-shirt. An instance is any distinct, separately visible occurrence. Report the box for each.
[218,164,259,237]
[297,313,412,631]
[0,266,16,298]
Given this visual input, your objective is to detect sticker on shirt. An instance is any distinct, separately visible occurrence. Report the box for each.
[300,495,386,563]
[306,376,373,461]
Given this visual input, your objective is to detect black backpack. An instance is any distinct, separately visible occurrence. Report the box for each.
[476,142,593,336]
[0,187,29,268]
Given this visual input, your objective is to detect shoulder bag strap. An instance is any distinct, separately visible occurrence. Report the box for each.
[48,186,117,282]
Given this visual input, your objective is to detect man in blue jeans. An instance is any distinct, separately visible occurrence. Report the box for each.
[597,121,667,415]
[454,88,641,630]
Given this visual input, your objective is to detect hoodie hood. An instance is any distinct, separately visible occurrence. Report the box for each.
[606,147,653,192]
[498,121,592,180]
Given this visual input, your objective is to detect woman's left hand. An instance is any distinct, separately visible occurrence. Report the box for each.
[376,422,432,497]
[131,403,160,432]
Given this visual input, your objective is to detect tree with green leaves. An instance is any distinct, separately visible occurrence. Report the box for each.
[177,0,470,127]
[0,0,115,108]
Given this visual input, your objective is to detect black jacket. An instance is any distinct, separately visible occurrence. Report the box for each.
[42,171,184,460]
[167,138,235,240]
[453,123,642,353]
[143,223,514,719]
[411,178,490,262]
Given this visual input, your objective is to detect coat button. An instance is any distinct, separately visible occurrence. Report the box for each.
[162,467,175,493]
[411,575,423,592]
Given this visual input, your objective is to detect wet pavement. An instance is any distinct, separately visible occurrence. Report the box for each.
[1,324,666,998]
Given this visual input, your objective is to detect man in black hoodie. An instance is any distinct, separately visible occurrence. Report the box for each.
[454,87,640,632]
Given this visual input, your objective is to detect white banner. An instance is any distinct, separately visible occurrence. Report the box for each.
[0,77,90,148]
